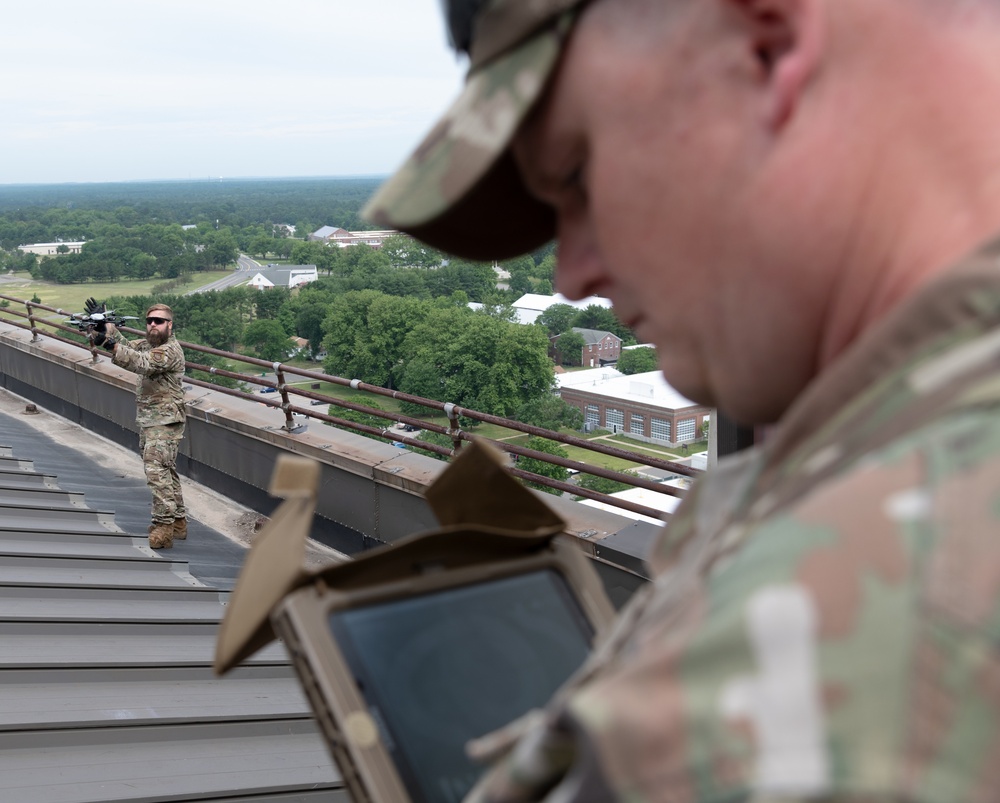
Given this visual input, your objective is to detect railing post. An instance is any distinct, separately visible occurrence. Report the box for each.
[444,403,462,454]
[25,301,40,343]
[275,362,304,433]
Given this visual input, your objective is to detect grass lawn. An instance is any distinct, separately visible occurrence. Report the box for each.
[1,271,233,320]
[608,432,708,458]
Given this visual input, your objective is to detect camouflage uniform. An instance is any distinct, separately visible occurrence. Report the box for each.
[112,334,187,526]
[465,237,1000,801]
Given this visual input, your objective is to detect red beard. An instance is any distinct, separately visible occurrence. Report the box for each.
[146,328,168,347]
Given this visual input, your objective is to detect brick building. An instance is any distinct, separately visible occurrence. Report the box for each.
[551,328,622,367]
[557,368,711,447]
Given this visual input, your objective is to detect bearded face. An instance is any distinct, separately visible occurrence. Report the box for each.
[146,324,170,347]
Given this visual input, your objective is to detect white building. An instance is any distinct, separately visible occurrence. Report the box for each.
[247,265,318,290]
[18,242,85,256]
[309,226,398,248]
[511,293,614,325]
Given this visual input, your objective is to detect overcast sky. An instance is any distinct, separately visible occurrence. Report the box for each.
[0,0,468,185]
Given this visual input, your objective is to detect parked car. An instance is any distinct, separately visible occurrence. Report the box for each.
[259,387,278,394]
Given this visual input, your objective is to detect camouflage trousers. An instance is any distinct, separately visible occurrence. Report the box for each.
[140,422,186,525]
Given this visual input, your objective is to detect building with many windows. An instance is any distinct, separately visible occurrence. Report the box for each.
[550,327,622,367]
[17,241,85,256]
[556,368,711,447]
[308,226,398,248]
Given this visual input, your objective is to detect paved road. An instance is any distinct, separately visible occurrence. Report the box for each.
[186,254,258,295]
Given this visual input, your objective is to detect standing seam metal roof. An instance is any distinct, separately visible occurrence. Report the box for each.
[0,405,345,802]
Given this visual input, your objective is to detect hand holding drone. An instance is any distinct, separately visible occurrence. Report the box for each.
[67,298,137,350]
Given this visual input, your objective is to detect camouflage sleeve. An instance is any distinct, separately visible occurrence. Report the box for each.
[465,410,1000,803]
[112,339,184,377]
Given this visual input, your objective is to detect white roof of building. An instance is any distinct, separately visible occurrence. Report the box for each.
[579,479,690,524]
[18,241,86,248]
[512,293,614,324]
[311,225,344,239]
[556,369,699,411]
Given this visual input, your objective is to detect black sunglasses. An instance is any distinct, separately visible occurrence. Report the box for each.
[146,316,171,325]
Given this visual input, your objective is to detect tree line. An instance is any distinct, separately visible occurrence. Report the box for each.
[102,281,583,432]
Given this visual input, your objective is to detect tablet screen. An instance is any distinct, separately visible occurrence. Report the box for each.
[328,569,594,803]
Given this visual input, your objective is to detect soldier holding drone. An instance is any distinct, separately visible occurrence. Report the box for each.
[83,299,188,550]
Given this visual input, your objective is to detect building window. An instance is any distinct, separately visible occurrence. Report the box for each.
[676,418,697,442]
[630,413,644,434]
[606,408,624,433]
[585,405,600,427]
[651,418,671,441]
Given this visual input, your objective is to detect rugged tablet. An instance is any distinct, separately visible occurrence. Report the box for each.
[215,442,616,803]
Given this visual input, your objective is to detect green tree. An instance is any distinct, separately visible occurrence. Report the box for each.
[204,228,239,267]
[427,260,497,301]
[290,240,327,267]
[249,234,272,258]
[412,429,455,462]
[395,307,555,417]
[294,300,330,358]
[508,271,534,296]
[324,399,389,442]
[573,304,635,343]
[515,394,584,431]
[253,286,290,321]
[322,290,430,386]
[536,303,577,336]
[184,306,245,351]
[554,330,586,366]
[243,318,294,361]
[184,352,244,390]
[517,437,570,495]
[381,234,442,268]
[534,253,557,282]
[617,346,658,375]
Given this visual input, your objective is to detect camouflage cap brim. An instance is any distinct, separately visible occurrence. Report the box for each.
[362,16,573,261]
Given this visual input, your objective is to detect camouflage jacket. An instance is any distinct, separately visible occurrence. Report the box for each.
[112,335,186,428]
[468,238,1000,803]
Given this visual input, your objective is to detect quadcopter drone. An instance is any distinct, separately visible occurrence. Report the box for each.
[65,297,139,332]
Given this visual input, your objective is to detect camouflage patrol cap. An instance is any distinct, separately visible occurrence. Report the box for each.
[362,0,588,261]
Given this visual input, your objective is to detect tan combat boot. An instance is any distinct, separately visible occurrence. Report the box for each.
[173,517,187,540]
[148,522,174,550]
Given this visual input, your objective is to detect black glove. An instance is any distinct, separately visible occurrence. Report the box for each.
[84,298,108,332]
[90,322,118,350]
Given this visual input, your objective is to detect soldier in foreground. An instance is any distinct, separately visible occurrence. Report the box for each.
[92,303,187,549]
[364,0,1000,799]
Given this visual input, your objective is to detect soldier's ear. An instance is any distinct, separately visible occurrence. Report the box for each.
[724,0,826,129]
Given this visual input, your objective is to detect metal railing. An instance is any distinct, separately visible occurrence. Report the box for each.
[0,293,702,521]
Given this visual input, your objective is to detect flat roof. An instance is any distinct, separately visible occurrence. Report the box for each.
[557,369,700,411]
